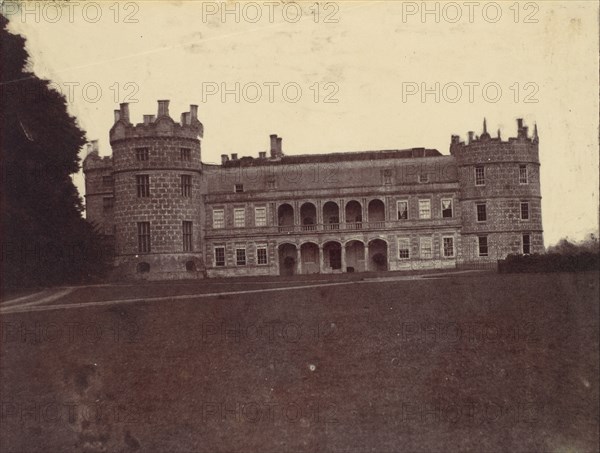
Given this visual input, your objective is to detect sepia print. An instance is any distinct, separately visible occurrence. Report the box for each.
[1,1,598,452]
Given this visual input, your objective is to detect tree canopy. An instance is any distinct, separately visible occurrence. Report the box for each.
[1,14,109,293]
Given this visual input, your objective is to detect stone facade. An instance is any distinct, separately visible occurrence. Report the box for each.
[83,101,544,280]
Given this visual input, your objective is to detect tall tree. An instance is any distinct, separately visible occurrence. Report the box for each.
[1,14,109,293]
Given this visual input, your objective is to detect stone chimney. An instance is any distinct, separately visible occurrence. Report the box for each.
[231,153,238,160]
[468,131,474,144]
[119,103,130,123]
[91,140,99,153]
[221,154,229,165]
[190,104,198,122]
[276,137,283,156]
[270,134,278,158]
[181,112,190,125]
[259,151,267,159]
[143,115,155,125]
[157,100,170,117]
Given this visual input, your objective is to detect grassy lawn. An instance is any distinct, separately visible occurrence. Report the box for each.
[1,272,598,452]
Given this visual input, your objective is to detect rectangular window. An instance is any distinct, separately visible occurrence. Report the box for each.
[103,197,114,210]
[256,245,268,265]
[214,246,225,267]
[476,203,487,222]
[267,178,276,190]
[419,173,429,183]
[136,175,150,198]
[443,237,455,257]
[519,165,528,184]
[418,199,431,219]
[182,221,193,252]
[522,234,531,255]
[520,202,530,220]
[475,166,485,186]
[181,175,192,197]
[137,222,151,253]
[419,236,433,259]
[441,198,453,218]
[136,147,149,161]
[212,209,224,229]
[234,184,244,193]
[236,247,246,266]
[234,208,245,228]
[398,238,410,259]
[180,147,191,161]
[478,236,488,257]
[397,201,408,220]
[255,207,267,227]
[102,175,113,186]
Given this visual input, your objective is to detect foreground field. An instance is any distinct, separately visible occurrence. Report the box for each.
[1,272,598,452]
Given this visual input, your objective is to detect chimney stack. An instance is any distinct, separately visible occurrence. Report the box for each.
[231,153,238,160]
[270,134,278,158]
[91,140,99,153]
[276,137,283,156]
[190,104,198,121]
[259,151,267,159]
[157,100,170,117]
[119,103,130,123]
[517,118,523,129]
[181,112,190,125]
[468,131,474,143]
[143,115,154,125]
[221,154,229,165]
[114,109,121,123]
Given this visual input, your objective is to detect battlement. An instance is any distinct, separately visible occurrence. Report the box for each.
[82,140,113,172]
[450,118,538,149]
[450,118,539,164]
[109,100,204,144]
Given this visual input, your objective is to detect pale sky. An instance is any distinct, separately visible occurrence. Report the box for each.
[4,0,599,246]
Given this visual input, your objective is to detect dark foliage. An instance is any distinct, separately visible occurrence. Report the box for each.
[1,15,110,294]
[498,252,600,273]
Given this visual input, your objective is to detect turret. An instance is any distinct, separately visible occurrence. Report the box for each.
[451,118,543,262]
[109,100,205,279]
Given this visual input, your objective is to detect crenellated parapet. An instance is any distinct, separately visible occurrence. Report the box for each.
[109,100,203,145]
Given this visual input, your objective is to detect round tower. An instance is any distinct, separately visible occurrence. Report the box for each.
[109,100,204,279]
[450,118,543,263]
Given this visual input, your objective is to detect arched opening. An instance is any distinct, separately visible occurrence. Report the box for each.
[345,200,363,229]
[278,203,294,232]
[368,239,388,271]
[345,240,365,273]
[300,242,320,274]
[368,199,386,227]
[185,260,197,272]
[323,241,342,271]
[137,262,150,273]
[278,243,297,276]
[323,201,340,230]
[300,203,317,231]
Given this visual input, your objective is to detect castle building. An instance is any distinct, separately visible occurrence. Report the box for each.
[83,100,544,279]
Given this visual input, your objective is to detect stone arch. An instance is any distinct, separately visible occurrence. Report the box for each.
[368,238,388,271]
[345,200,363,228]
[323,201,340,230]
[300,202,317,230]
[345,240,366,272]
[278,203,294,229]
[278,243,297,276]
[300,242,320,274]
[323,241,342,271]
[368,198,386,223]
